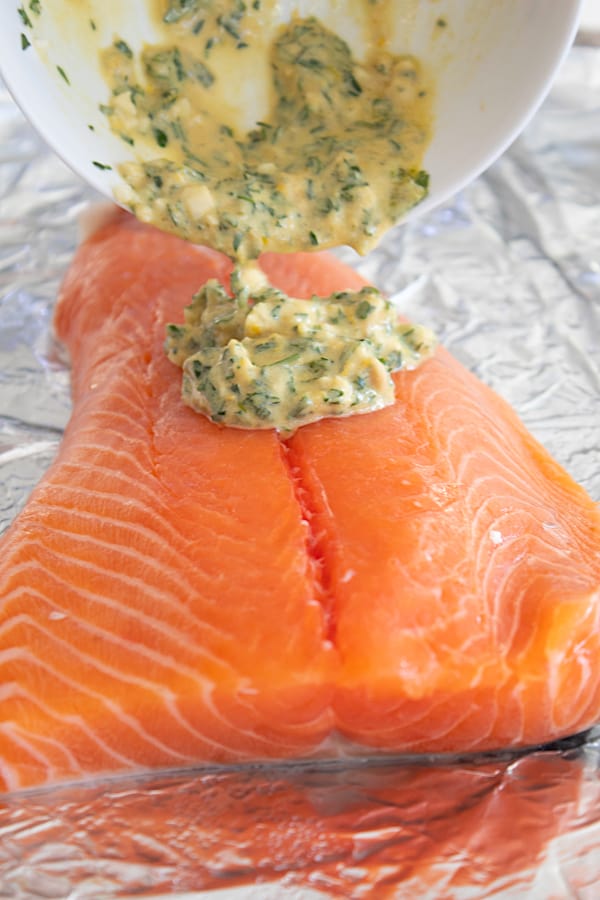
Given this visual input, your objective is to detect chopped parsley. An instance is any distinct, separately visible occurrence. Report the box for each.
[114,39,133,59]
[103,15,431,260]
[153,128,169,148]
[165,268,436,431]
[18,7,33,28]
[356,300,374,319]
[56,65,70,85]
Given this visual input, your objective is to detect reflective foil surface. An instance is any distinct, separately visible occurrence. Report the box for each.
[1,44,599,900]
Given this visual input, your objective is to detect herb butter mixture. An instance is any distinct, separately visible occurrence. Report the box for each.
[102,1,432,259]
[166,266,436,431]
[98,0,437,429]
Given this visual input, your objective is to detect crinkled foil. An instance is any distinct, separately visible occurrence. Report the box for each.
[1,44,600,900]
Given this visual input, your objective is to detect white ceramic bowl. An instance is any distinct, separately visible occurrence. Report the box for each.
[0,0,583,232]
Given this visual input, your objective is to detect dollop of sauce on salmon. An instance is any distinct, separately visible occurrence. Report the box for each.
[166,264,436,431]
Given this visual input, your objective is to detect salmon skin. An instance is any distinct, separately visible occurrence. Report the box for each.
[1,213,599,792]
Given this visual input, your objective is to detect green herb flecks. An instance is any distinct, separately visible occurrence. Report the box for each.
[163,0,199,24]
[114,39,133,59]
[154,128,169,148]
[166,268,436,432]
[56,65,70,85]
[163,0,248,48]
[18,7,32,28]
[103,15,431,261]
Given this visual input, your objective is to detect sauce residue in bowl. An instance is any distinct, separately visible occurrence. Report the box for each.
[101,0,434,260]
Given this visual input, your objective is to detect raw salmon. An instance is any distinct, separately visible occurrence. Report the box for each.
[0,212,599,792]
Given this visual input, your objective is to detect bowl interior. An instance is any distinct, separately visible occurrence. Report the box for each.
[0,0,583,230]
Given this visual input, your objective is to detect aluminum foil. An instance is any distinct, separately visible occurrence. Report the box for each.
[1,43,600,900]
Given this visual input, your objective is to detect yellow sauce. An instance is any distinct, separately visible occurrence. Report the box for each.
[101,1,433,260]
[166,264,436,431]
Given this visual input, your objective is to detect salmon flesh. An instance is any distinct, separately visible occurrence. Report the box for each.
[1,214,599,792]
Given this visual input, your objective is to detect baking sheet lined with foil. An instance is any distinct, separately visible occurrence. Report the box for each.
[0,42,599,900]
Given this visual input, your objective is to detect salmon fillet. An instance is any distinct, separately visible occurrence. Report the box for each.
[1,213,599,791]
